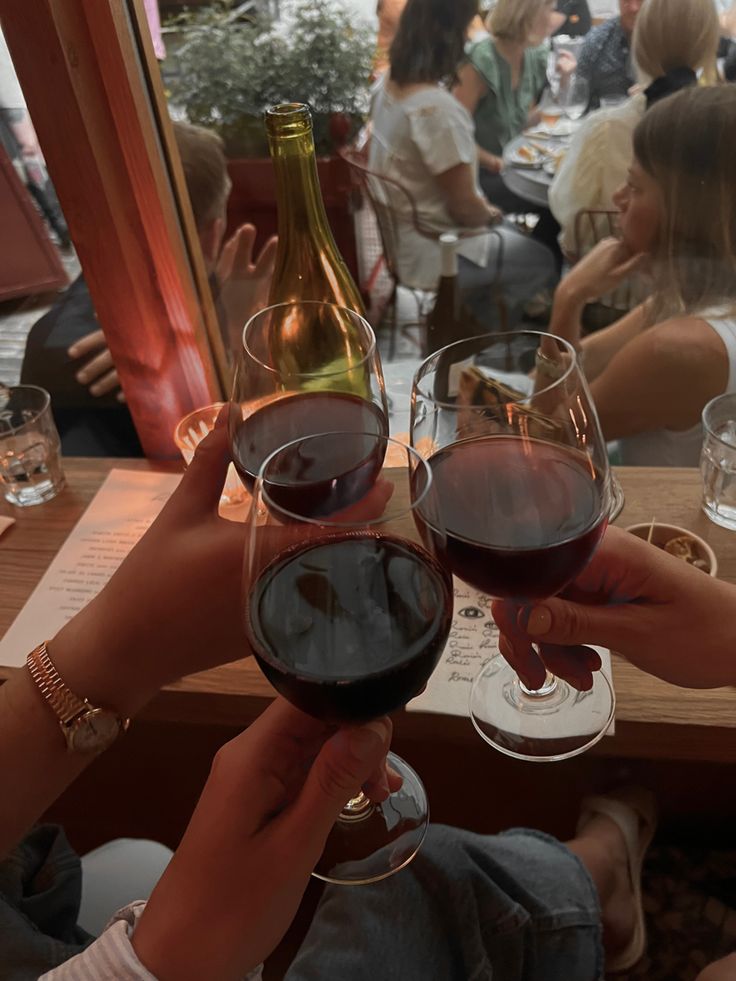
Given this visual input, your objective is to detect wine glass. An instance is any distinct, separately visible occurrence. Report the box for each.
[546,49,562,97]
[538,87,565,135]
[243,431,453,884]
[410,331,616,762]
[562,73,589,127]
[228,301,388,494]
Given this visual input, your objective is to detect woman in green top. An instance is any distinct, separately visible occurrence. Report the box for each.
[455,1,563,191]
[455,0,567,261]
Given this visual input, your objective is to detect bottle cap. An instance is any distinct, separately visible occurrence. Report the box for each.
[438,232,458,278]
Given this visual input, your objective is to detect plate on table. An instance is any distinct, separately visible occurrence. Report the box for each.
[542,149,566,178]
[507,143,545,168]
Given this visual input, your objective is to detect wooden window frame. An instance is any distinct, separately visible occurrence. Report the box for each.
[0,0,229,457]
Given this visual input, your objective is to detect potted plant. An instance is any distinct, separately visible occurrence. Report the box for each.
[164,0,375,272]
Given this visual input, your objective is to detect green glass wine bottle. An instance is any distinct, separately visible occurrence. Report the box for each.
[266,103,363,311]
[264,103,370,386]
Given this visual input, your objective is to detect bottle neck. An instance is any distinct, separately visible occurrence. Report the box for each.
[268,125,334,244]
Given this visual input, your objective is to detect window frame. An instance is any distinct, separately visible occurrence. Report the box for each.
[0,0,229,458]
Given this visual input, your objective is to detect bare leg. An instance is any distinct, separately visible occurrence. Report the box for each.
[566,815,637,960]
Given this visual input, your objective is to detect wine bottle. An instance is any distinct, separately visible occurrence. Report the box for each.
[264,103,370,385]
[265,103,364,314]
[426,232,461,357]
[426,233,464,402]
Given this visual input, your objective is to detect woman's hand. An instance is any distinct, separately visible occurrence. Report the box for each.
[492,526,736,691]
[549,238,646,348]
[562,237,645,307]
[132,698,398,981]
[556,51,577,79]
[49,408,248,715]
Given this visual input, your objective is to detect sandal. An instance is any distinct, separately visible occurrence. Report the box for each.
[576,786,658,975]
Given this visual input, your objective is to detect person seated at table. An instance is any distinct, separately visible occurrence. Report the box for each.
[453,0,555,196]
[3,418,736,980]
[20,120,276,457]
[575,0,643,109]
[547,85,736,467]
[369,0,557,329]
[550,0,720,257]
[553,0,593,38]
[452,0,569,264]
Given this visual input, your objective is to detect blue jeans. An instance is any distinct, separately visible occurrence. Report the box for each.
[286,825,603,981]
[458,224,557,331]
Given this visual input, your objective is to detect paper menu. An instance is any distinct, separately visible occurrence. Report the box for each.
[0,469,181,668]
[407,577,615,735]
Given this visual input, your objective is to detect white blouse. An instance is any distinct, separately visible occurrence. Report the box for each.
[369,79,490,291]
[549,94,645,254]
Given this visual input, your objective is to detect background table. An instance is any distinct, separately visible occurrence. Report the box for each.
[2,460,736,858]
[501,135,557,208]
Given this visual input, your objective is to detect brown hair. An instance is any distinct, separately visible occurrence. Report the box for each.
[173,121,231,230]
[489,0,551,44]
[633,0,719,83]
[633,86,736,321]
[389,0,478,85]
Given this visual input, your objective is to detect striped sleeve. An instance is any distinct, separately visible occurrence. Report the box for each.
[39,901,264,981]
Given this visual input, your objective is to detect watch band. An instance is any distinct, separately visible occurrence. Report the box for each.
[26,641,130,753]
[27,641,89,726]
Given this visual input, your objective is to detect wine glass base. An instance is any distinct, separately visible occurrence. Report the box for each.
[469,661,615,762]
[312,752,428,885]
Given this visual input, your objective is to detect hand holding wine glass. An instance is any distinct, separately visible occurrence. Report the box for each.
[411,331,615,762]
[243,431,453,883]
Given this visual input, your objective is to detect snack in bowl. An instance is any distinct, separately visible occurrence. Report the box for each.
[625,522,717,577]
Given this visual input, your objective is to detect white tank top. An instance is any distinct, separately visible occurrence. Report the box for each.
[618,308,736,467]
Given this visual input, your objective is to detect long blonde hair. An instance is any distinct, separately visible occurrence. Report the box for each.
[633,86,736,323]
[489,0,550,44]
[633,0,719,84]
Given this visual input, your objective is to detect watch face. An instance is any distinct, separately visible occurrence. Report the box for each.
[69,708,121,753]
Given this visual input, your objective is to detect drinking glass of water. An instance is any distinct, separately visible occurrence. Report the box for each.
[563,74,589,124]
[0,385,65,507]
[701,393,736,530]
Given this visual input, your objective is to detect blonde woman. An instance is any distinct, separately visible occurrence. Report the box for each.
[549,86,736,466]
[550,0,719,256]
[453,0,562,206]
[453,0,568,263]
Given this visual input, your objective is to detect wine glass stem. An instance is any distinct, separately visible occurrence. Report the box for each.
[519,671,558,698]
[339,790,375,823]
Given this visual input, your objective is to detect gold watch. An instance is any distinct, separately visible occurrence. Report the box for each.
[26,642,130,753]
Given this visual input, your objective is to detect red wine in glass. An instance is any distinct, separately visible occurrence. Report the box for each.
[246,533,453,724]
[232,392,388,516]
[416,435,607,601]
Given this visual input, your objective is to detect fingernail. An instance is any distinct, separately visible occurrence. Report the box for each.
[68,345,79,357]
[90,384,102,396]
[76,371,87,383]
[348,720,387,762]
[525,606,552,636]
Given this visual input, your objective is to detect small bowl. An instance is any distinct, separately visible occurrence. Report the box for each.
[625,522,718,577]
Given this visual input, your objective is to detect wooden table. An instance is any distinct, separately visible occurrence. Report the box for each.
[2,459,735,766]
